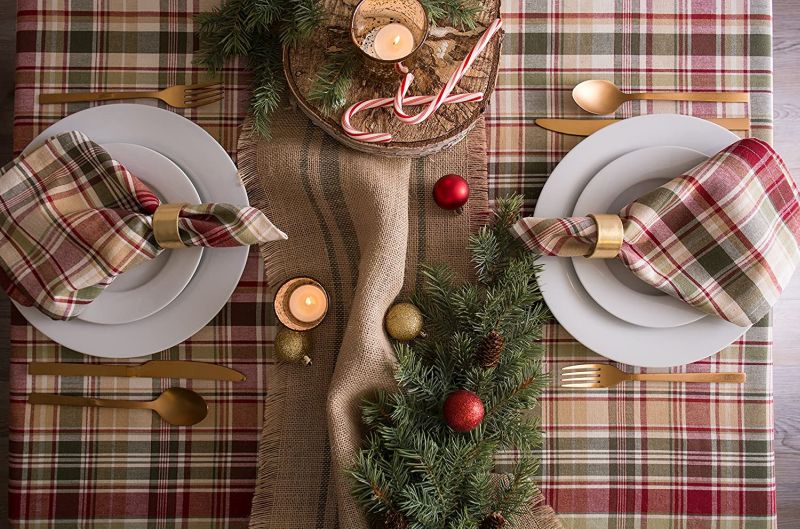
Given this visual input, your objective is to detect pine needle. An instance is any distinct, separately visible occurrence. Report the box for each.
[420,0,481,30]
[280,0,324,45]
[308,48,361,115]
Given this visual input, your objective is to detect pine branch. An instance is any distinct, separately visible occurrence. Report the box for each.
[247,36,285,137]
[470,227,502,284]
[308,48,361,115]
[362,391,394,428]
[493,456,540,521]
[280,0,324,44]
[245,0,283,31]
[419,0,481,30]
[350,449,395,515]
[412,264,459,339]
[352,196,548,528]
[196,0,324,136]
[394,342,444,401]
[196,2,249,72]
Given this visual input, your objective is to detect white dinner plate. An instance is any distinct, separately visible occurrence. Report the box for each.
[572,146,709,328]
[535,114,747,367]
[76,143,203,325]
[15,104,250,358]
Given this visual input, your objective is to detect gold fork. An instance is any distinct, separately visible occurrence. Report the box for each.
[39,80,224,108]
[561,363,746,388]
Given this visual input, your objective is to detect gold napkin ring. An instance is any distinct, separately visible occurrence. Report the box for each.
[153,203,188,249]
[586,214,623,259]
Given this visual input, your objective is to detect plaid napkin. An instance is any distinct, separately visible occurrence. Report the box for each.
[512,138,800,327]
[0,130,286,320]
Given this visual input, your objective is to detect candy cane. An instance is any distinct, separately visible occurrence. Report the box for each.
[341,18,503,144]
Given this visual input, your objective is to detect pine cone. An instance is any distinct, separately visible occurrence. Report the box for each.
[384,510,408,529]
[479,512,507,529]
[476,330,504,368]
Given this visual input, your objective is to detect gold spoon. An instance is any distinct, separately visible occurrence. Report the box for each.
[572,79,749,115]
[28,387,208,426]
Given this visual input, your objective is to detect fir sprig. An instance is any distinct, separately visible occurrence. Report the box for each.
[308,48,362,116]
[247,35,286,137]
[280,0,325,44]
[350,196,550,528]
[195,0,325,136]
[420,0,482,30]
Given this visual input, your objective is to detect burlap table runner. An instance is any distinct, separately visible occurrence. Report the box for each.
[239,107,559,529]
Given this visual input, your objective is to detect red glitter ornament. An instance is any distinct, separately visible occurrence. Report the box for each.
[442,389,485,432]
[433,174,470,211]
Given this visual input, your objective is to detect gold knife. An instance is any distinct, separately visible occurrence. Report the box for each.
[535,117,750,136]
[28,360,246,382]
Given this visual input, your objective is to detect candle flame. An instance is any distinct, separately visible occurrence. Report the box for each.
[392,35,401,45]
[304,296,314,306]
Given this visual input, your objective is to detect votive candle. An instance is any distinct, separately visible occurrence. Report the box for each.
[288,284,328,323]
[350,0,429,64]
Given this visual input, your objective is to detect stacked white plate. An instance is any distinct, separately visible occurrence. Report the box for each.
[14,104,251,358]
[535,114,749,367]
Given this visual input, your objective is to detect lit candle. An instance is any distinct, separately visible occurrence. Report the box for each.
[372,23,415,61]
[351,0,428,64]
[288,284,328,323]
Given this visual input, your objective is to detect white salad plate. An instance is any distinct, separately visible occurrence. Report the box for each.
[76,143,203,325]
[534,114,747,367]
[15,104,251,358]
[572,145,709,328]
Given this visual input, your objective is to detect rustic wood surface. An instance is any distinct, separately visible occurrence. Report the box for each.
[769,1,800,524]
[0,1,798,527]
[285,0,500,156]
[0,0,12,525]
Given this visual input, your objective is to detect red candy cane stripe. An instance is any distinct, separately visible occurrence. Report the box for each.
[341,18,503,144]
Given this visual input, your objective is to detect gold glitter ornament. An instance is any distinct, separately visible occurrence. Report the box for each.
[384,302,424,341]
[274,327,313,365]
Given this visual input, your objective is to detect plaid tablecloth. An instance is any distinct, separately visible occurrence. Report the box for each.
[9,1,776,528]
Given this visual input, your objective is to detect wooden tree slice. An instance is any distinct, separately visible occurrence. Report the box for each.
[283,0,502,157]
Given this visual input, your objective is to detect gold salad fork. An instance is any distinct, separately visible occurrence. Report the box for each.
[39,80,224,108]
[561,363,746,388]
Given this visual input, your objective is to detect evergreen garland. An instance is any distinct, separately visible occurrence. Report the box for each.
[196,0,323,136]
[196,0,482,136]
[351,196,550,529]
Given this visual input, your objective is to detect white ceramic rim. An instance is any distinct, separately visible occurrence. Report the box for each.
[14,104,249,358]
[534,114,747,367]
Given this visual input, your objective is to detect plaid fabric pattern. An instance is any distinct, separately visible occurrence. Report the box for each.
[9,1,776,529]
[512,138,800,327]
[0,130,285,320]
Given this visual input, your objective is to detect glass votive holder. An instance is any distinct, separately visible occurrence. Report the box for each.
[350,0,429,64]
[274,277,330,331]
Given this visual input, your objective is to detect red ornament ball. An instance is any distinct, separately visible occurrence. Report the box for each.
[443,389,485,432]
[433,174,470,211]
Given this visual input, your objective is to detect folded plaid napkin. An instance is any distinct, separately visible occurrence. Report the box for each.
[512,138,800,327]
[0,130,286,320]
